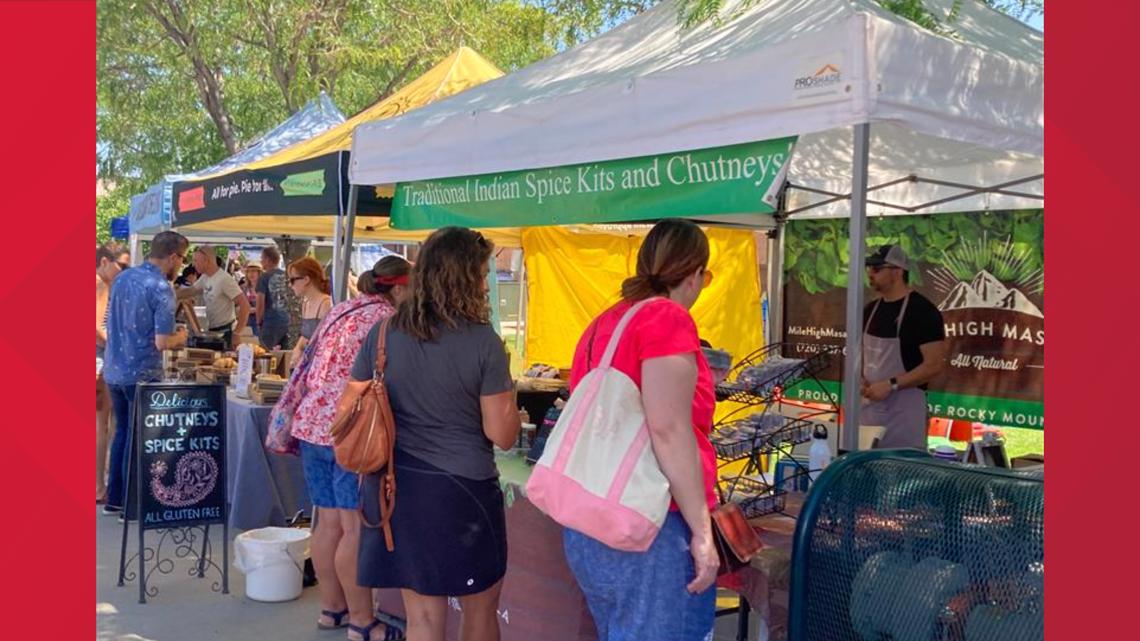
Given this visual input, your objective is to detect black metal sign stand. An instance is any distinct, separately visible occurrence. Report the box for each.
[116,383,230,603]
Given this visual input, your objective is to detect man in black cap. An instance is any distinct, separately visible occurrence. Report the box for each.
[860,244,947,449]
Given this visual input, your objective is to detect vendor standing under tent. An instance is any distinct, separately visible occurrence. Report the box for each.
[861,244,947,449]
[257,246,292,350]
[241,263,261,336]
[177,244,250,349]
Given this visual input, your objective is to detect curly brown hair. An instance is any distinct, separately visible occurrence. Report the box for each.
[394,227,493,341]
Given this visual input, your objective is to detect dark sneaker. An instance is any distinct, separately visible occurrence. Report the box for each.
[102,505,123,516]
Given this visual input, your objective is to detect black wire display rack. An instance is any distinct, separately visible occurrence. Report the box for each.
[715,343,839,406]
[713,342,841,519]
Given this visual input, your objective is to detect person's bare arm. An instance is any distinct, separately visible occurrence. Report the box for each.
[865,340,948,400]
[641,352,719,594]
[155,327,188,351]
[481,389,522,449]
[175,282,200,301]
[897,340,948,388]
[232,294,251,346]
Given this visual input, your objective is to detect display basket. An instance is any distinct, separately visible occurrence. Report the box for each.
[715,343,838,405]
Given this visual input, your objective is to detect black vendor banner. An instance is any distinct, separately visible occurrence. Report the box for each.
[135,383,227,529]
[172,152,391,225]
[782,210,1044,430]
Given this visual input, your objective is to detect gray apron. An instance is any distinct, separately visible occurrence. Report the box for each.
[861,293,929,450]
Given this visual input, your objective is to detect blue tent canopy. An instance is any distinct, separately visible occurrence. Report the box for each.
[128,92,345,236]
[110,216,130,240]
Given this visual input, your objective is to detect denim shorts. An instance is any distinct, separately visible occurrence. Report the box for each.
[298,441,360,510]
[563,511,715,641]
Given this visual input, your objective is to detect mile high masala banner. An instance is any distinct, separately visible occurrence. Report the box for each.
[782,210,1044,430]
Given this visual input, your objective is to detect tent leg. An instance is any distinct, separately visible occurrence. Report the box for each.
[841,123,871,453]
[331,204,345,302]
[339,185,359,302]
[129,233,142,266]
[767,221,786,345]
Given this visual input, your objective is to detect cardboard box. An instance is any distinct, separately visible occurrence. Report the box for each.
[1011,453,1045,469]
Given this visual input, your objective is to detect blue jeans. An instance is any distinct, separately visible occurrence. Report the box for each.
[106,383,136,509]
[563,512,716,641]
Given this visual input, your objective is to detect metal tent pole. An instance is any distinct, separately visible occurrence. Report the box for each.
[339,184,359,302]
[769,220,786,345]
[841,123,871,453]
[331,204,345,302]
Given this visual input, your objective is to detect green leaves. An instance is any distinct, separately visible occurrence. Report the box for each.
[97,0,566,193]
[785,210,1044,294]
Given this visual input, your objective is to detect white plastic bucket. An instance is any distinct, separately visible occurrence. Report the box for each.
[233,527,311,602]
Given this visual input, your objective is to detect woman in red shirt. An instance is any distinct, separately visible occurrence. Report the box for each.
[565,219,719,641]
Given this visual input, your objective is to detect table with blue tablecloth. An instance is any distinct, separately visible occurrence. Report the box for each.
[225,392,311,530]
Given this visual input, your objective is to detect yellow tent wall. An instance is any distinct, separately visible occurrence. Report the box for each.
[522,225,765,376]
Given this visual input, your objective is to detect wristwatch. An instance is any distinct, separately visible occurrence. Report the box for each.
[889,377,899,392]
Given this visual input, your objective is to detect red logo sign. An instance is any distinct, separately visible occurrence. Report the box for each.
[179,186,206,212]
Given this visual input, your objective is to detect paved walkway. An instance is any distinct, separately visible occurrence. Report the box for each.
[96,506,763,641]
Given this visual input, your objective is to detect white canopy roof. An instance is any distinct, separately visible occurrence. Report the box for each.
[349,0,1043,219]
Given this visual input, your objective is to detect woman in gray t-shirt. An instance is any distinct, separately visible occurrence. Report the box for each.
[340,227,519,641]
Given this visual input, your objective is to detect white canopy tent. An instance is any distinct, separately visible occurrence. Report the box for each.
[348,0,1043,450]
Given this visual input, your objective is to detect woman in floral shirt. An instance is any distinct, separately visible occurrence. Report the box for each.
[270,256,410,639]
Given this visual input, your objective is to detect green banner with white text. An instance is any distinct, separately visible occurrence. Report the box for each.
[391,138,797,229]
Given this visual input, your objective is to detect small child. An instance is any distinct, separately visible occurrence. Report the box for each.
[526,388,570,465]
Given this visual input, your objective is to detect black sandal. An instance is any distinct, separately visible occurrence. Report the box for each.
[317,608,349,630]
[348,618,405,641]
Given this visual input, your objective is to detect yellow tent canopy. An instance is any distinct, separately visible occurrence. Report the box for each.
[185,214,524,248]
[201,47,502,178]
[177,47,504,238]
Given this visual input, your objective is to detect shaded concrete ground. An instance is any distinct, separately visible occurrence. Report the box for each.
[97,507,764,641]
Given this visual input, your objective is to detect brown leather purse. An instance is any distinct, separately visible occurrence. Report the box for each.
[329,317,397,551]
[711,502,764,575]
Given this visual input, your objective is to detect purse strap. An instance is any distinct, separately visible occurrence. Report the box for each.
[361,316,397,552]
[372,317,390,384]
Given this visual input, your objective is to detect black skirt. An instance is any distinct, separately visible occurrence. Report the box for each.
[357,448,508,596]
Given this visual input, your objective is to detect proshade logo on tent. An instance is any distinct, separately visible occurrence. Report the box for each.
[794,63,842,91]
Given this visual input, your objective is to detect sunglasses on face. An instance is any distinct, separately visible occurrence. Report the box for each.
[288,276,306,284]
[867,264,898,273]
[116,261,130,271]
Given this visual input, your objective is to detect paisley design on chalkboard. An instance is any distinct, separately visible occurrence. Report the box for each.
[150,452,219,507]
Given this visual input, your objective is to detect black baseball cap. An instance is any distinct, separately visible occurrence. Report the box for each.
[865,244,909,270]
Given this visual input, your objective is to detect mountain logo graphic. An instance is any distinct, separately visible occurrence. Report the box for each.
[795,63,842,90]
[814,64,840,77]
[938,270,1043,318]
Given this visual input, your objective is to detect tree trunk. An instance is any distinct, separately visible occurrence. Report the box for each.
[146,0,240,154]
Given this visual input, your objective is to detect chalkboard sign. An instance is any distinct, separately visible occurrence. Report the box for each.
[134,382,227,530]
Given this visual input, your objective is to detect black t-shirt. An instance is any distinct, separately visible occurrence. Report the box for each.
[862,291,945,389]
[350,320,514,480]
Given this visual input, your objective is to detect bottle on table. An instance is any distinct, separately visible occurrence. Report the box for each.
[808,424,832,483]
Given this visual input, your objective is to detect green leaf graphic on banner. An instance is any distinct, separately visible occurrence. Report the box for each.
[280,169,326,197]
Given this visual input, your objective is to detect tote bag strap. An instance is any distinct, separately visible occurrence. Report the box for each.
[597,297,662,369]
